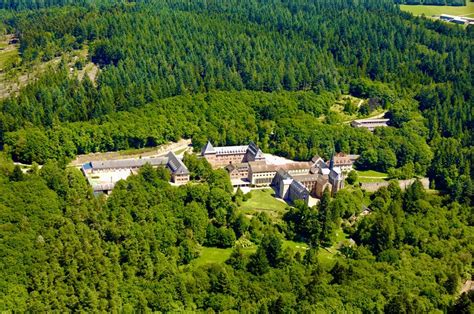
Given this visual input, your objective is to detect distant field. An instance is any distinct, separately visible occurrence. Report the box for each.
[400,2,474,16]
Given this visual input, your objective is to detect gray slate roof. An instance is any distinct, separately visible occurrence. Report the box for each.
[247,141,265,160]
[201,141,216,155]
[290,180,308,195]
[329,167,343,181]
[166,152,190,175]
[215,145,249,155]
[90,157,168,170]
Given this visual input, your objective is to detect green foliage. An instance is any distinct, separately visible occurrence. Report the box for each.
[247,246,270,275]
[0,152,471,311]
[0,1,472,311]
[346,170,358,185]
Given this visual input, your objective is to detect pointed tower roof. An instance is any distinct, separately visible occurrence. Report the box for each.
[247,141,265,160]
[201,141,216,155]
[329,152,335,170]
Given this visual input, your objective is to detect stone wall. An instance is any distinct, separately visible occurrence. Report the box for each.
[360,178,430,192]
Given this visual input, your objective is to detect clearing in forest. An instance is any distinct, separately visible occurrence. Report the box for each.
[238,188,288,220]
[400,2,474,17]
[69,139,192,167]
[356,169,389,183]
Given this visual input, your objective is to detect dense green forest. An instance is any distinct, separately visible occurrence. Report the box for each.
[0,0,471,194]
[0,0,472,311]
[0,154,473,311]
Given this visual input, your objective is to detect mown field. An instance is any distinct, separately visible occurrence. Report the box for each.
[0,36,19,72]
[356,169,389,183]
[238,188,289,220]
[191,189,351,269]
[400,2,474,16]
[192,236,348,270]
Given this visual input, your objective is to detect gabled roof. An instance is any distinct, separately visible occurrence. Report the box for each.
[292,173,320,183]
[90,157,167,170]
[201,141,216,155]
[249,161,277,173]
[247,141,265,160]
[290,180,308,195]
[331,152,353,166]
[347,154,360,162]
[225,163,236,172]
[167,152,190,175]
[321,168,330,175]
[329,167,342,180]
[275,169,292,180]
[226,163,249,172]
[215,145,248,155]
[311,155,323,163]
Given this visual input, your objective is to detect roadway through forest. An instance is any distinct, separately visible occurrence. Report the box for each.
[69,139,192,167]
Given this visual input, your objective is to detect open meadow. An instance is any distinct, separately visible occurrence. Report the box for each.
[238,188,288,220]
[400,2,474,16]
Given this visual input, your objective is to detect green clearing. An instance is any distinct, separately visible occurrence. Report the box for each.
[356,169,388,177]
[357,176,388,183]
[239,189,289,219]
[283,240,309,253]
[192,247,235,266]
[193,242,308,266]
[192,241,321,266]
[318,228,349,269]
[118,146,160,155]
[330,95,386,124]
[356,169,388,183]
[400,2,474,16]
[0,46,20,71]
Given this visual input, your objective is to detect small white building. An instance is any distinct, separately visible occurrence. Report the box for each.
[351,118,389,132]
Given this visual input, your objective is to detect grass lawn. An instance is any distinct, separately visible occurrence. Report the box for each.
[318,249,337,269]
[283,240,309,253]
[192,246,256,267]
[356,170,388,177]
[358,177,388,183]
[356,169,388,183]
[0,46,19,70]
[239,189,289,219]
[192,247,233,266]
[118,146,160,155]
[193,241,308,267]
[400,2,474,17]
[318,227,350,269]
[193,235,348,270]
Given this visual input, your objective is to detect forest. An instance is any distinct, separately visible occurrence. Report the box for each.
[0,0,472,311]
[395,0,466,6]
[0,151,472,311]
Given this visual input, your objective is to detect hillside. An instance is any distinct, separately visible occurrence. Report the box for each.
[0,0,472,312]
